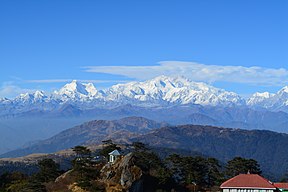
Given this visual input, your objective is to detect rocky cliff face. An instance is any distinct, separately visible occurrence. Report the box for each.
[100,153,142,192]
[49,153,143,192]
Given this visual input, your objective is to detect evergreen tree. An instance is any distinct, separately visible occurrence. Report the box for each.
[131,143,176,191]
[225,157,261,178]
[0,171,28,192]
[206,157,223,187]
[280,172,288,182]
[21,180,47,192]
[132,141,148,152]
[166,154,223,189]
[34,158,60,183]
[71,146,100,190]
[72,146,91,158]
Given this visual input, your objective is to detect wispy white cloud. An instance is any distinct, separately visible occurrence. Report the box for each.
[0,82,36,99]
[4,77,131,98]
[0,79,130,98]
[26,79,73,83]
[25,79,129,83]
[83,61,288,86]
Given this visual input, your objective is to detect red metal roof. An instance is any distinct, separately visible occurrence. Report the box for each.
[274,183,288,189]
[220,174,276,189]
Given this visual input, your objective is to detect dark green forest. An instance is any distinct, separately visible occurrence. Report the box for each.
[0,142,274,192]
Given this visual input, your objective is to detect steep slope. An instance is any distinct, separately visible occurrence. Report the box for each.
[0,117,167,158]
[3,118,288,179]
[52,80,100,102]
[270,86,288,112]
[102,75,245,106]
[134,125,288,178]
[14,91,48,104]
[247,92,275,108]
[248,86,288,112]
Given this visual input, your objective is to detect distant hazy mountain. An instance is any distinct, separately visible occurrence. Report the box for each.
[0,117,90,155]
[0,76,288,155]
[0,102,287,155]
[1,117,167,158]
[3,117,288,179]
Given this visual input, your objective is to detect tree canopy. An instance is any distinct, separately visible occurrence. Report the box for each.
[225,157,262,177]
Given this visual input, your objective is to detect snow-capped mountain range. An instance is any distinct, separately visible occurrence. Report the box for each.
[247,86,288,111]
[102,76,245,106]
[1,76,288,156]
[1,76,288,113]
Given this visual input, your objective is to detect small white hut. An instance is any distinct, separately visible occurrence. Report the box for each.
[108,149,121,163]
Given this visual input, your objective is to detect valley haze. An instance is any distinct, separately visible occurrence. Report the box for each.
[0,76,287,155]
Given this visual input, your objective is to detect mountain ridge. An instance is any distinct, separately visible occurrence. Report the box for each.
[0,117,167,158]
[2,116,288,179]
[133,123,288,178]
[1,75,287,113]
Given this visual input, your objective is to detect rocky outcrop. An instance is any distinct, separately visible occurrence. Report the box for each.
[100,153,142,191]
[68,183,87,192]
[46,152,144,192]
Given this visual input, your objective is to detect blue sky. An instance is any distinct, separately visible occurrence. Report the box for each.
[0,0,287,98]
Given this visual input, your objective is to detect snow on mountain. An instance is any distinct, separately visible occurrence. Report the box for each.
[3,76,288,113]
[102,76,245,106]
[270,86,288,109]
[14,91,48,104]
[52,80,100,102]
[0,97,11,104]
[277,86,288,96]
[247,87,288,112]
[0,76,246,114]
[247,92,275,107]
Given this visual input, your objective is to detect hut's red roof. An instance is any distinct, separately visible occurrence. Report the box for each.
[220,174,276,189]
[274,183,288,189]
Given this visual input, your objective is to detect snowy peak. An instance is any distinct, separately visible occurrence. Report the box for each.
[144,75,188,88]
[34,90,46,99]
[53,80,98,101]
[57,80,89,95]
[247,86,288,111]
[278,86,288,95]
[14,90,47,103]
[247,92,275,108]
[247,92,274,105]
[85,83,98,96]
[256,92,274,98]
[5,76,288,111]
[0,97,11,104]
[2,76,244,107]
[104,75,245,106]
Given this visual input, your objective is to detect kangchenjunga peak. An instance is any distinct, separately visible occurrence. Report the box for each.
[0,76,288,112]
[53,80,98,98]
